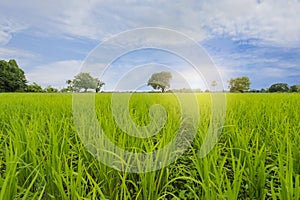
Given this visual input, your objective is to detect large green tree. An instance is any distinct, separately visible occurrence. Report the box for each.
[0,59,27,92]
[290,85,300,92]
[268,83,289,93]
[72,72,104,92]
[228,76,251,92]
[147,71,172,93]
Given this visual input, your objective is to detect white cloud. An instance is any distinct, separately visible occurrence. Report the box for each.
[258,67,287,78]
[200,0,300,46]
[0,18,27,45]
[1,0,300,47]
[26,60,82,88]
[11,1,202,44]
[0,47,36,59]
[53,1,208,41]
[1,0,300,89]
[0,47,38,72]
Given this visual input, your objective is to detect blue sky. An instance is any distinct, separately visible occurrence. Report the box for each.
[0,0,299,90]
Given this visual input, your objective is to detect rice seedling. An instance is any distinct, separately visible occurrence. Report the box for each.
[0,93,299,199]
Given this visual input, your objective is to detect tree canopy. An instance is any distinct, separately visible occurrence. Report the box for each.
[26,82,43,93]
[268,83,289,93]
[0,59,27,92]
[44,86,58,93]
[290,85,300,92]
[228,76,251,92]
[1,58,300,94]
[72,72,104,92]
[147,71,172,93]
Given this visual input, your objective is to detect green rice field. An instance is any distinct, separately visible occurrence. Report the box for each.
[0,93,299,199]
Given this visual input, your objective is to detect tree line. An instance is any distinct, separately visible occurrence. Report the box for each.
[226,76,300,93]
[0,60,105,93]
[0,59,299,93]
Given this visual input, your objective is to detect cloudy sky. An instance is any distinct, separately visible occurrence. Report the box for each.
[0,0,299,90]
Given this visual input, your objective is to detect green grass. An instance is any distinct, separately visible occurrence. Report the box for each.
[0,93,299,199]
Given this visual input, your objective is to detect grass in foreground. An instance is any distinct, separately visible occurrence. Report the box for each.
[0,93,299,199]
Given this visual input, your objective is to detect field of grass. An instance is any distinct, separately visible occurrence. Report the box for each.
[0,93,299,199]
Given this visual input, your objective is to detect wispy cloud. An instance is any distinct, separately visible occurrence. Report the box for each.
[0,18,27,45]
[26,60,82,88]
[0,47,36,59]
[2,0,300,46]
[200,0,300,47]
[0,0,299,89]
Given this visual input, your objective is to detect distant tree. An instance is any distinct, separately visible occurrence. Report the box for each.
[26,82,43,92]
[66,79,74,92]
[147,71,172,93]
[268,83,289,93]
[193,88,203,93]
[95,79,105,93]
[60,88,70,93]
[249,89,260,93]
[44,86,58,93]
[260,88,267,93]
[176,88,192,93]
[169,88,202,93]
[66,80,72,85]
[0,59,27,92]
[72,72,104,92]
[228,76,251,92]
[211,80,217,91]
[290,85,300,92]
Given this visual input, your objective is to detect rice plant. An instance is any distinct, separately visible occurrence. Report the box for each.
[0,93,299,199]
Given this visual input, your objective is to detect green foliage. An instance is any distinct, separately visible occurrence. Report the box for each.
[0,59,27,92]
[63,80,74,92]
[44,86,58,93]
[290,85,300,92]
[26,82,44,92]
[0,93,299,199]
[72,72,104,92]
[171,88,202,93]
[96,80,105,93]
[228,76,251,92]
[147,71,172,93]
[260,88,267,93]
[268,83,289,92]
[60,88,70,93]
